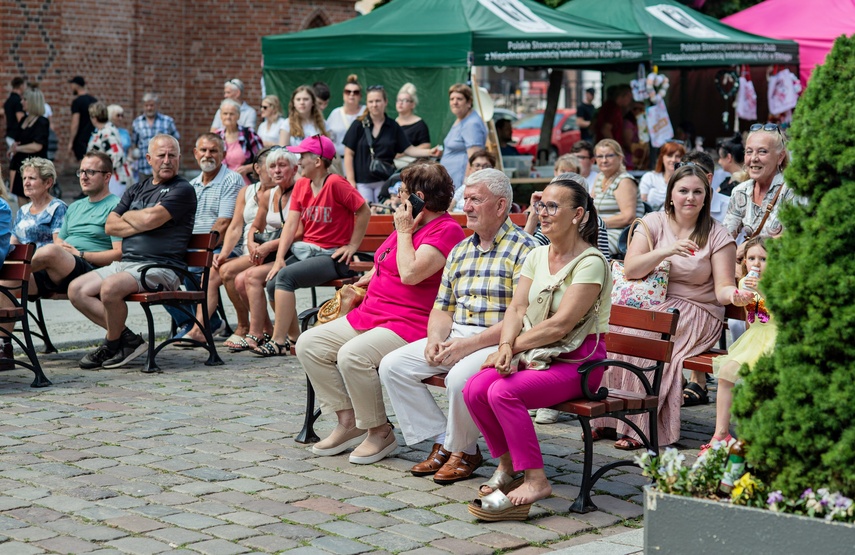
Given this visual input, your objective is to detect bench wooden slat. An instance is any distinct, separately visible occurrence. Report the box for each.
[0,308,26,319]
[608,305,680,335]
[605,333,674,363]
[126,291,206,303]
[422,375,446,388]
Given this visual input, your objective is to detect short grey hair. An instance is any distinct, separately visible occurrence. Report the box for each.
[149,133,180,156]
[20,157,56,183]
[220,98,241,112]
[465,168,513,215]
[142,92,159,103]
[266,148,299,169]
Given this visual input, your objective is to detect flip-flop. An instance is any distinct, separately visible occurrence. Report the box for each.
[479,469,524,498]
[468,490,531,522]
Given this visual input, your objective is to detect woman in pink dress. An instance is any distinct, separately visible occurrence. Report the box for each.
[216,99,263,185]
[295,162,465,465]
[594,164,755,449]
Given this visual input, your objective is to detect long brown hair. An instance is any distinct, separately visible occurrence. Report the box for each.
[664,164,713,248]
[288,86,327,140]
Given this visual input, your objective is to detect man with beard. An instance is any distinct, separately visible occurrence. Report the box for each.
[131,93,179,182]
[69,134,196,370]
[167,133,242,342]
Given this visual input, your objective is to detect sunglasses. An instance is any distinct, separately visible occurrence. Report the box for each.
[367,85,385,91]
[674,161,698,170]
[260,104,270,110]
[665,139,685,145]
[344,88,361,95]
[749,123,782,133]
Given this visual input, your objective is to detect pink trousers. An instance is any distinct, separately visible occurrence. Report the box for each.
[463,335,606,472]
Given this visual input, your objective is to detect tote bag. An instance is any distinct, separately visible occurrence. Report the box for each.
[611,218,670,309]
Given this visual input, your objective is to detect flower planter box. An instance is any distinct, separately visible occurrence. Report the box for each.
[643,486,855,555]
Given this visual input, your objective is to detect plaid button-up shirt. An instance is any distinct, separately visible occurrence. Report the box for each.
[132,112,180,175]
[434,219,536,328]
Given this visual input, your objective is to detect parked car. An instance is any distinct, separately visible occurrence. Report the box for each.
[511,109,580,162]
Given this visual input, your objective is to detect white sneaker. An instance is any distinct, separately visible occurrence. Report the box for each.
[535,408,560,424]
[528,409,538,417]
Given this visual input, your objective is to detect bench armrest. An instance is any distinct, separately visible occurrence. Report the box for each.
[137,263,201,293]
[577,358,659,401]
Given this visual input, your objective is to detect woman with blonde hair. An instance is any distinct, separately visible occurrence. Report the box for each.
[8,88,50,205]
[591,139,645,255]
[257,95,288,147]
[283,86,327,147]
[394,82,430,170]
[327,74,365,158]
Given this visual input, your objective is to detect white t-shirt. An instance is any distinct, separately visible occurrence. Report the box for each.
[639,171,667,211]
[326,106,364,156]
[257,117,288,145]
[282,120,321,147]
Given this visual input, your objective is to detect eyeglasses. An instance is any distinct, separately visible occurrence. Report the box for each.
[595,153,617,160]
[344,88,361,95]
[396,97,413,103]
[574,155,591,161]
[749,123,782,133]
[367,85,385,91]
[533,201,561,216]
[76,169,110,178]
[471,163,493,170]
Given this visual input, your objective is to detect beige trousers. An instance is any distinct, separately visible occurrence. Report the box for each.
[295,316,407,430]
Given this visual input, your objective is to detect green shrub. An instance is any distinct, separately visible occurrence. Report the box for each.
[732,34,855,499]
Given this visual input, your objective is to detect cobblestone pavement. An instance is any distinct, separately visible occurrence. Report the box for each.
[0,298,718,554]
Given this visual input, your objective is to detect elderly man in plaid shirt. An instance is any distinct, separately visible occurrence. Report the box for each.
[378,169,536,485]
[131,93,179,182]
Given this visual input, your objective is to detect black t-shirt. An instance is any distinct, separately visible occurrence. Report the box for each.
[577,101,595,141]
[9,116,50,196]
[113,175,197,266]
[401,119,430,147]
[343,115,411,183]
[3,92,23,140]
[71,93,97,159]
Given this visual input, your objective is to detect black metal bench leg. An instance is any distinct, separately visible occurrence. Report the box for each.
[295,377,321,444]
[14,318,51,388]
[571,416,599,513]
[33,299,57,354]
[140,303,161,374]
[200,300,224,367]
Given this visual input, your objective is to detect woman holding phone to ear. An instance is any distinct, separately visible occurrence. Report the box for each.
[296,162,465,465]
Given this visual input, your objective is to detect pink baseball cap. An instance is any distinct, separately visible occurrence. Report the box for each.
[287,135,336,160]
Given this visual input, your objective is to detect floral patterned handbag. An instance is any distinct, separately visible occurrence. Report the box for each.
[610,218,670,309]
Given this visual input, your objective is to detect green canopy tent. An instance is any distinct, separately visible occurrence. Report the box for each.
[262,0,650,142]
[556,0,800,67]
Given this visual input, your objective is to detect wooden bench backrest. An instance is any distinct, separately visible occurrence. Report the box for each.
[358,213,529,253]
[184,232,219,269]
[0,244,35,282]
[724,303,746,321]
[605,305,679,363]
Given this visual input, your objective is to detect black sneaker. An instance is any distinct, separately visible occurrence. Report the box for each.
[102,333,148,369]
[80,342,118,369]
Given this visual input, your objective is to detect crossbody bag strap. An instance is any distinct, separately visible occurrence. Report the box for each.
[750,183,785,239]
[362,118,376,158]
[277,188,285,225]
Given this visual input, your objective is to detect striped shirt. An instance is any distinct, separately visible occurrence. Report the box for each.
[434,219,536,328]
[190,164,244,244]
[131,112,180,175]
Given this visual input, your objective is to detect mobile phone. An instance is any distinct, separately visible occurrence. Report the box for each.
[408,193,425,218]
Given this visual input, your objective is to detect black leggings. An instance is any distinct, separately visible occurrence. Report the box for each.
[266,254,353,297]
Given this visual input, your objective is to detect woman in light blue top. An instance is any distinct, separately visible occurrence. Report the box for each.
[440,84,487,189]
[12,157,67,249]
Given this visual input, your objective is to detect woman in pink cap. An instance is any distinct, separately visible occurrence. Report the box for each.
[253,135,370,357]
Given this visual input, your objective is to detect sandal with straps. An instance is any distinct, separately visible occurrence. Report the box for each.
[683,382,710,407]
[252,339,291,357]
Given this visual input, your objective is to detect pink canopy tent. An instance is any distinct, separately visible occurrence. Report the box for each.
[722,0,855,85]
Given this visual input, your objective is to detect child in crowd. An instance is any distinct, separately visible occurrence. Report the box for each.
[700,237,775,453]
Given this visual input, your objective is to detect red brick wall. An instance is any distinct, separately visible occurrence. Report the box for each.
[0,0,356,178]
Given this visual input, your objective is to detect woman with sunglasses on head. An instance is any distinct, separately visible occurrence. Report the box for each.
[394,83,431,170]
[591,139,646,255]
[592,165,755,449]
[722,124,795,245]
[639,140,686,212]
[440,84,488,190]
[326,75,366,159]
[257,95,288,147]
[283,86,328,147]
[296,162,464,465]
[343,85,439,203]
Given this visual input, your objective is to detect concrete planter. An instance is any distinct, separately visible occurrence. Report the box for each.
[643,486,855,555]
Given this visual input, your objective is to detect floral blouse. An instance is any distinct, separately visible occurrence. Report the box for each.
[88,122,133,187]
[14,198,67,248]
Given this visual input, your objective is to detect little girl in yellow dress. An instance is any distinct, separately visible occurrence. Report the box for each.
[700,237,776,453]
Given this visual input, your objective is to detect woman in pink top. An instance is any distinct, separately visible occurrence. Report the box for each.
[296,162,465,465]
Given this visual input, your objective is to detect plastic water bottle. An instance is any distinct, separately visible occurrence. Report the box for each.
[741,267,761,292]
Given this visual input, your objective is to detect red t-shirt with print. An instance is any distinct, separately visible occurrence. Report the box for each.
[289,174,366,249]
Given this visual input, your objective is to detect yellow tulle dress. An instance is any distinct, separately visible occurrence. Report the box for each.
[713,291,777,384]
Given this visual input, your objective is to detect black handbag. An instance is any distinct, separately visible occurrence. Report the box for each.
[363,119,396,181]
[253,188,284,244]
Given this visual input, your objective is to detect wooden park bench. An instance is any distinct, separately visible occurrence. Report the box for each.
[0,244,52,387]
[683,303,747,374]
[420,305,680,514]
